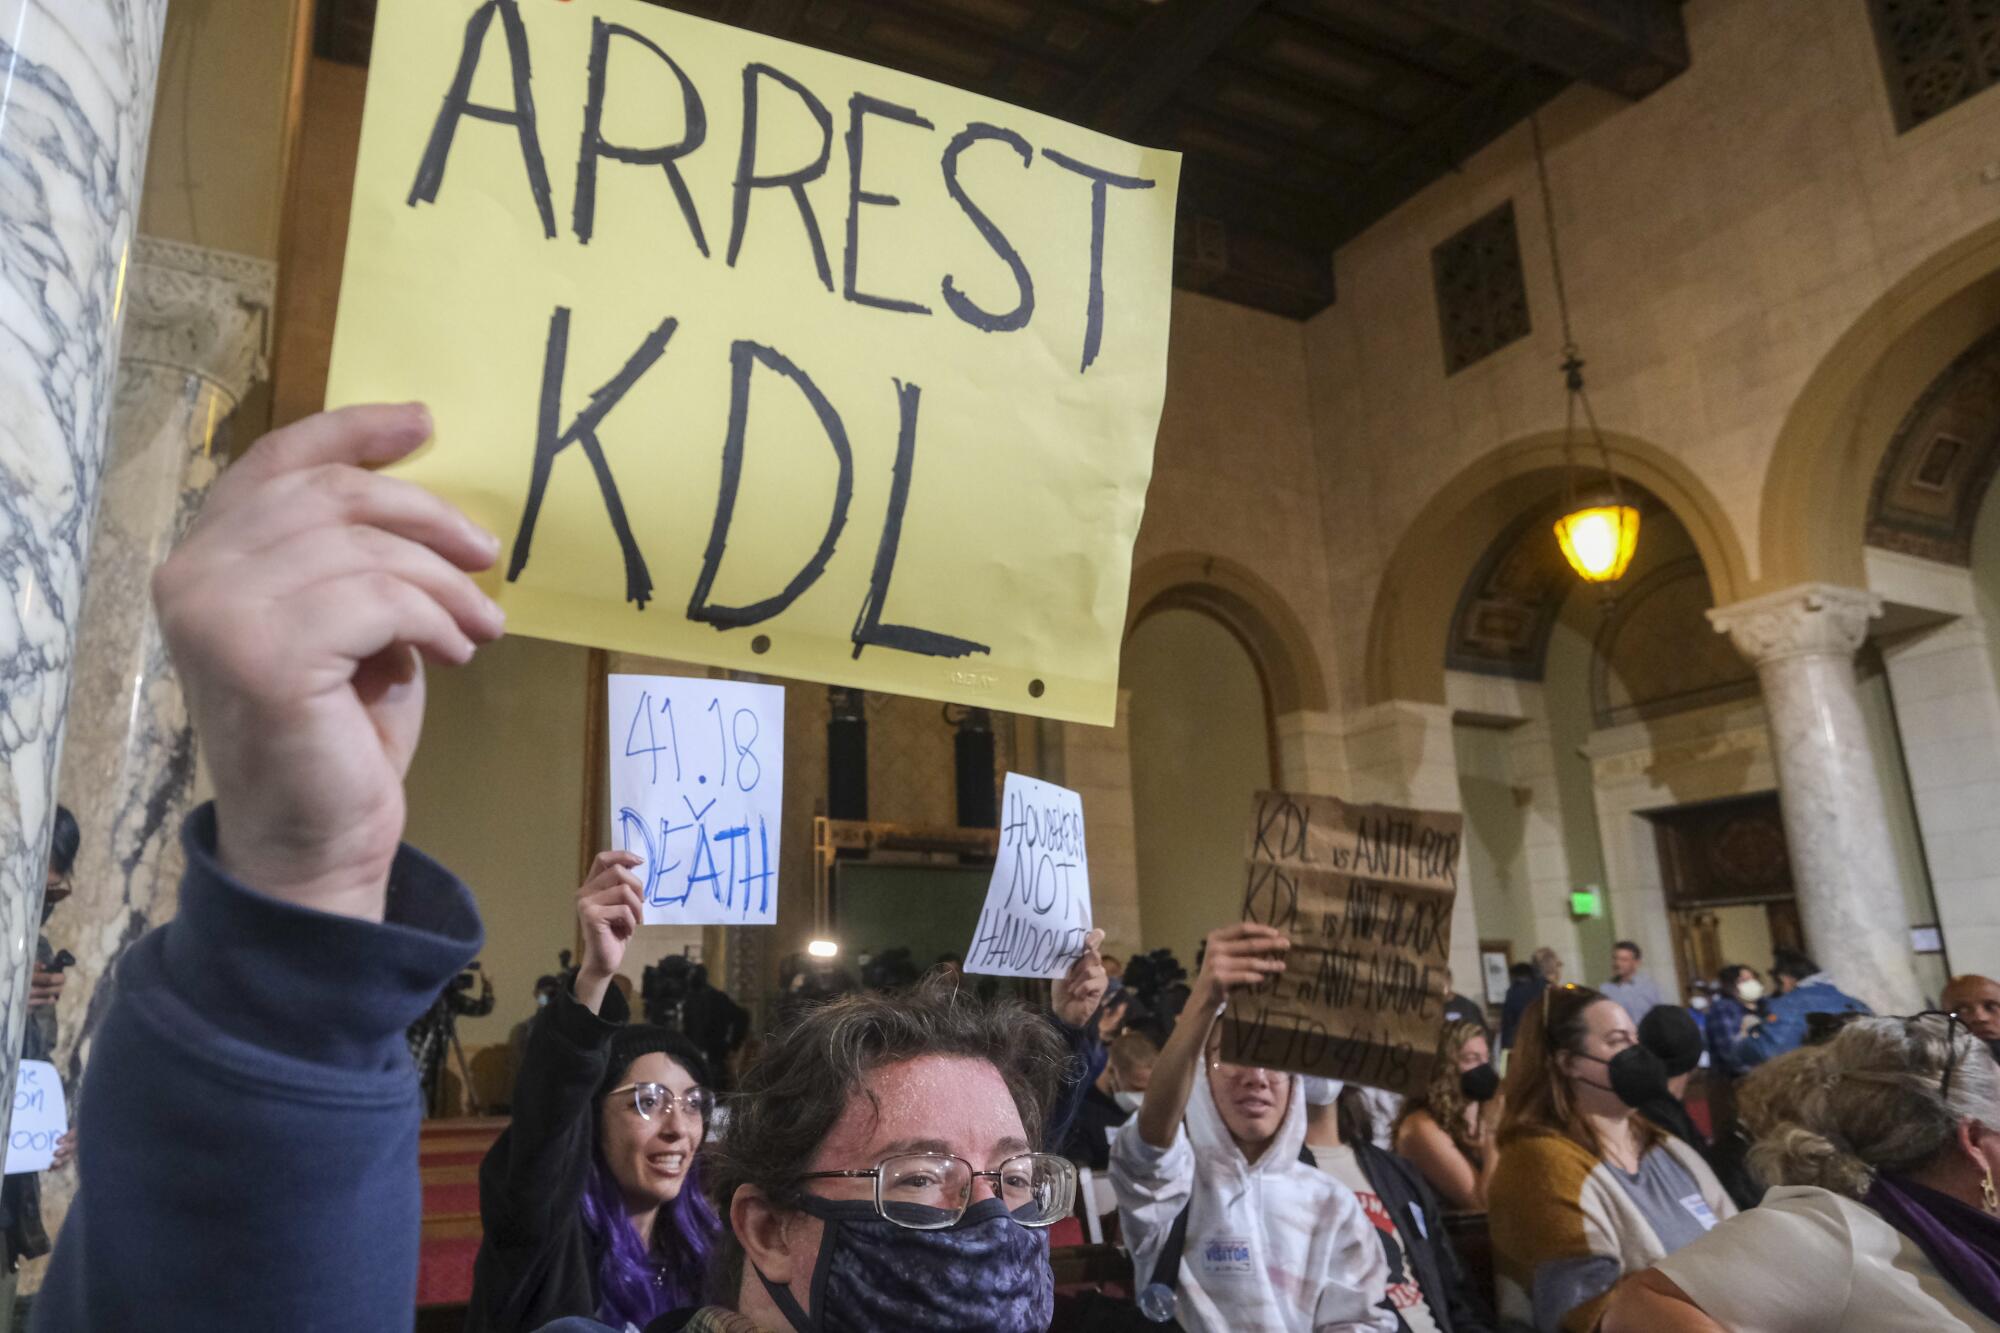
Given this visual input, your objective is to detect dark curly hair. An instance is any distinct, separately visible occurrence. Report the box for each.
[706,974,1068,1300]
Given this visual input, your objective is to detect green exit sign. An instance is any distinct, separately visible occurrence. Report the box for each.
[1570,889,1603,918]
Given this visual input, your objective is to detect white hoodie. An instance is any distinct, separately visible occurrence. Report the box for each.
[1110,1061,1394,1333]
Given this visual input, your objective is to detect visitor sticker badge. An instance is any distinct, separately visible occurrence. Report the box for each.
[1199,1235,1255,1279]
[1679,1192,1719,1230]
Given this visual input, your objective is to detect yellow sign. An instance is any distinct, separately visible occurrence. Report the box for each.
[326,0,1180,725]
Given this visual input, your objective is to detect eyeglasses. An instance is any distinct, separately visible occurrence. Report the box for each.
[795,1151,1077,1230]
[1541,981,1583,1045]
[1909,1010,1967,1100]
[606,1082,715,1121]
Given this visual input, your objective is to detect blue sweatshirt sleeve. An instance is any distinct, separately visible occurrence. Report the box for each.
[31,804,482,1333]
[1043,1008,1107,1153]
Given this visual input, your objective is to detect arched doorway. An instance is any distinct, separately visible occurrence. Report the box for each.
[1124,607,1276,964]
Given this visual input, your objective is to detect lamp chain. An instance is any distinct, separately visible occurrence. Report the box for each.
[1530,112,1627,510]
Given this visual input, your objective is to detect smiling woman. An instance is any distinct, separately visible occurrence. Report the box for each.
[465,850,723,1332]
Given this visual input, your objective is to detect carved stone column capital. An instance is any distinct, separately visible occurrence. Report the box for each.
[1707,583,1882,666]
[120,236,276,406]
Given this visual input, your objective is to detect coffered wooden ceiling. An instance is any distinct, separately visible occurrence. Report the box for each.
[316,0,1688,318]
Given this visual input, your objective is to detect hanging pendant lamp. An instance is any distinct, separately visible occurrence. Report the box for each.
[1532,115,1639,585]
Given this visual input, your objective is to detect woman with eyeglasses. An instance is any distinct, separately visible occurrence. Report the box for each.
[1604,1012,2000,1332]
[1486,984,1735,1332]
[466,851,722,1332]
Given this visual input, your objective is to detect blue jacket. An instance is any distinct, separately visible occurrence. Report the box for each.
[1706,994,1751,1077]
[1736,978,1871,1068]
[32,806,481,1331]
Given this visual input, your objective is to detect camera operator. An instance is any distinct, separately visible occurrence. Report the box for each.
[408,959,494,1116]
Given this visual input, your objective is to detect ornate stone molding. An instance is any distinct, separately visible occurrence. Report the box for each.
[1707,583,1882,666]
[119,236,276,405]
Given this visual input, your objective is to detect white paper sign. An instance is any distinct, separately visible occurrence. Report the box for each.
[609,674,784,926]
[964,773,1093,979]
[5,1061,65,1175]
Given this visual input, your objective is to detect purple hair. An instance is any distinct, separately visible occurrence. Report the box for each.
[580,1027,723,1327]
[579,1145,721,1326]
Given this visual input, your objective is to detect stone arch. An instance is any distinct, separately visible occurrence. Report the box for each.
[1124,552,1330,716]
[1364,430,1750,706]
[1761,214,2000,589]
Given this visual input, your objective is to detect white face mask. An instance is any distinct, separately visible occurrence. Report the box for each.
[536,993,551,1008]
[1690,996,1709,1011]
[1113,1090,1145,1113]
[1737,979,1765,1003]
[1300,1076,1345,1107]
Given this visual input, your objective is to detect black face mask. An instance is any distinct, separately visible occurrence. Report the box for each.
[1576,1046,1671,1109]
[1459,1063,1501,1103]
[757,1196,1054,1333]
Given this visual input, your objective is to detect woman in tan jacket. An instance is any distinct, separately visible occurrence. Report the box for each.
[1486,985,1735,1332]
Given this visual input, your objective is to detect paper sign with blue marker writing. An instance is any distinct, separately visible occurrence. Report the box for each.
[4,1061,65,1176]
[964,773,1092,980]
[609,673,783,926]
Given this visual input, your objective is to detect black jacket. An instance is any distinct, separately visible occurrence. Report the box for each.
[465,982,630,1332]
[1306,1139,1496,1333]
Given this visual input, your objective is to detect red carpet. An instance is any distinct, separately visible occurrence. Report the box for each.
[419,1117,504,1308]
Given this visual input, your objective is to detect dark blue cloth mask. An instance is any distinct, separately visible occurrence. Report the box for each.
[757,1196,1054,1333]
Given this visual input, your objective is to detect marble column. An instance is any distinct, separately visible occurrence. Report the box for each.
[1709,584,1923,1012]
[27,239,273,1266]
[0,0,170,1155]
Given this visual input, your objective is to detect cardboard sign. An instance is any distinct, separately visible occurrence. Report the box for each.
[963,774,1092,979]
[1220,792,1462,1098]
[4,1061,65,1176]
[608,673,784,925]
[325,0,1181,726]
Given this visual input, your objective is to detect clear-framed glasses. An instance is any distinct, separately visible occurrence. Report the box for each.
[606,1081,714,1122]
[795,1151,1077,1230]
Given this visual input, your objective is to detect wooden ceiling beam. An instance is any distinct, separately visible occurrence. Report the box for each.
[715,0,809,39]
[1177,157,1344,250]
[1396,0,1689,99]
[1062,0,1267,141]
[1259,2,1478,99]
[1200,48,1420,138]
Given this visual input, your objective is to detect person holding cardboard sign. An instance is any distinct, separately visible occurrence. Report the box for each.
[1110,923,1393,1333]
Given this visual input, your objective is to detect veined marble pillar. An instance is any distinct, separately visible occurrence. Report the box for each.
[0,0,169,1152]
[28,239,273,1265]
[1710,584,1923,1012]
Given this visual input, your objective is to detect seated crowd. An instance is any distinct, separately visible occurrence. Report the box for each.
[27,403,2000,1333]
